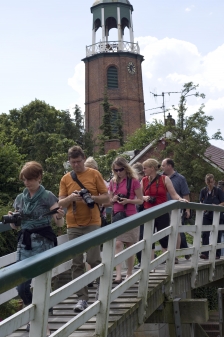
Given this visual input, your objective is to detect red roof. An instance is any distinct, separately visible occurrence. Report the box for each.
[205,145,224,170]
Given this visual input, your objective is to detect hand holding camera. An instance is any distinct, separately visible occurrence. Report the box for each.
[72,189,95,209]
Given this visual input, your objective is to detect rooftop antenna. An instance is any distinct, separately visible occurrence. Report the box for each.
[149,91,181,124]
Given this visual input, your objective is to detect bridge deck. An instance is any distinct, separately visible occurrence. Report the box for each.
[8,257,224,337]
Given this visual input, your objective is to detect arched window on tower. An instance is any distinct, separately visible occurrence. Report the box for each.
[107,66,118,89]
[110,109,118,136]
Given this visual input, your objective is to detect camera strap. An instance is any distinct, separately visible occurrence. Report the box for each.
[70,171,103,215]
[144,174,160,194]
[70,171,86,190]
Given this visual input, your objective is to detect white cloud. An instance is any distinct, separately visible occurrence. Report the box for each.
[68,62,85,111]
[185,5,195,12]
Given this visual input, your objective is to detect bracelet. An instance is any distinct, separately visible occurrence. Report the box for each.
[56,216,62,220]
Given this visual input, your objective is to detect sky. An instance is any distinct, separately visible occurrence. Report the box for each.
[1,0,224,149]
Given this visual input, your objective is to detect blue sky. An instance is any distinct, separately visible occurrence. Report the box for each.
[1,0,224,147]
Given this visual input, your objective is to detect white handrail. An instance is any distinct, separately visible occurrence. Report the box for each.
[1,205,224,337]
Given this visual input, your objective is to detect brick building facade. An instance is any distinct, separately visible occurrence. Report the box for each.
[82,0,145,148]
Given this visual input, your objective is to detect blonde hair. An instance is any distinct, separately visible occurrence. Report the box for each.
[143,158,161,171]
[112,156,138,182]
[205,173,214,183]
[132,162,144,177]
[85,157,98,170]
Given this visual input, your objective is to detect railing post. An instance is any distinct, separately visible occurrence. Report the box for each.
[30,270,52,337]
[95,238,116,337]
[209,210,220,281]
[137,219,154,324]
[166,208,181,295]
[191,210,203,288]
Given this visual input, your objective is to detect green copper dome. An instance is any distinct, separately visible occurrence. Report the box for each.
[92,0,131,6]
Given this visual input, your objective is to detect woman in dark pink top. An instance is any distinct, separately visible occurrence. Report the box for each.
[109,157,143,283]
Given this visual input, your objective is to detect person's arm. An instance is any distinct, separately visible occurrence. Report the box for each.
[58,190,83,208]
[92,193,110,205]
[118,187,143,206]
[51,202,65,227]
[165,176,188,202]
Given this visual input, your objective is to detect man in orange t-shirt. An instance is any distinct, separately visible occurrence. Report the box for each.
[59,145,109,312]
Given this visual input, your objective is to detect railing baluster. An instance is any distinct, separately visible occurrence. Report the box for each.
[191,210,203,288]
[137,219,154,324]
[30,270,52,337]
[209,210,220,281]
[95,238,116,337]
[166,209,181,291]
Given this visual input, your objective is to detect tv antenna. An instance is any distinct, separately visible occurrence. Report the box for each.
[149,91,181,124]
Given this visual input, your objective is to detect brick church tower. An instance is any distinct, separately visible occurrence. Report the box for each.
[82,0,145,146]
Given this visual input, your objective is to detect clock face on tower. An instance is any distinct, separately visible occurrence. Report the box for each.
[127,62,136,74]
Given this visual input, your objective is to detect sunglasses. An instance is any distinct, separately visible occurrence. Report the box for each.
[114,167,125,173]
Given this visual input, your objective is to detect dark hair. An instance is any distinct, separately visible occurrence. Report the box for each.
[166,158,175,168]
[19,161,43,180]
[68,145,85,159]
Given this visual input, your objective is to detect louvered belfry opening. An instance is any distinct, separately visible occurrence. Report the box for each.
[107,66,118,88]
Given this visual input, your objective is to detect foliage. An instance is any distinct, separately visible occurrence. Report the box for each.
[98,88,113,153]
[95,150,119,180]
[0,140,24,203]
[121,120,165,152]
[0,299,21,320]
[98,88,125,153]
[114,108,124,146]
[193,286,218,311]
[161,82,223,198]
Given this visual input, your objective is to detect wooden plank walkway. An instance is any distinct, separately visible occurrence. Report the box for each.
[8,258,224,337]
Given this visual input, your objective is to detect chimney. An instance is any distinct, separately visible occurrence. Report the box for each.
[104,139,120,154]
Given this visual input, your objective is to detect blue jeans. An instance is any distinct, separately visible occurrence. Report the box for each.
[17,279,32,305]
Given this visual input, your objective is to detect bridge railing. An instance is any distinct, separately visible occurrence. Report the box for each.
[1,201,224,337]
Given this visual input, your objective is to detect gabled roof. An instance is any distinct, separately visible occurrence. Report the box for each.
[204,145,224,171]
[129,134,224,173]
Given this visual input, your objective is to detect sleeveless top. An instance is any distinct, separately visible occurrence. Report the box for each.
[142,175,167,209]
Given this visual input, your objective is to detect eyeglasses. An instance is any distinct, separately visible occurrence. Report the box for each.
[114,168,125,173]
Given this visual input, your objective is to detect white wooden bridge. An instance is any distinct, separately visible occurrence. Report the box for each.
[1,201,224,337]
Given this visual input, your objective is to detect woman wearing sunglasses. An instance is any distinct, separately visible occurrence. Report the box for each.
[109,157,143,283]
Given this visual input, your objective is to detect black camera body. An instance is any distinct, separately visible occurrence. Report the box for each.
[148,196,157,204]
[117,193,127,202]
[79,189,95,209]
[2,212,22,227]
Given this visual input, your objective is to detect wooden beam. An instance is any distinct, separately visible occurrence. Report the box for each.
[146,299,209,324]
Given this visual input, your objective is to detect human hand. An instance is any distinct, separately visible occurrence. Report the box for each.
[117,198,128,205]
[70,191,82,202]
[56,206,65,219]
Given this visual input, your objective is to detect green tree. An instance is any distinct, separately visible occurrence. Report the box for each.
[162,82,223,197]
[121,120,165,152]
[114,108,124,146]
[0,140,24,203]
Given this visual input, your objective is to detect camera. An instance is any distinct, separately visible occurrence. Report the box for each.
[148,196,156,204]
[117,193,127,202]
[2,212,22,227]
[79,189,95,209]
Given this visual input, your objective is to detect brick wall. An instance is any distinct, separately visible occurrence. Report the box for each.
[83,52,145,143]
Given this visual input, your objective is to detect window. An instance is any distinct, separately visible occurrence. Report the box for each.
[107,66,118,88]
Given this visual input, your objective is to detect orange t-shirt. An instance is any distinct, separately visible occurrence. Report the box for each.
[59,168,108,227]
